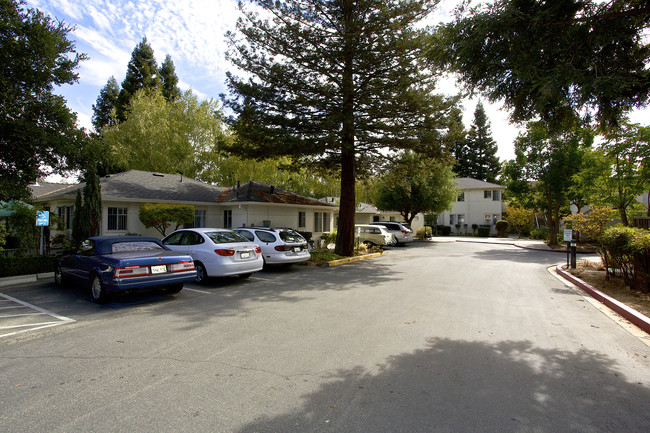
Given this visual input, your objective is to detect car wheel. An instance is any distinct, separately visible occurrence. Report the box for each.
[239,273,252,279]
[90,274,109,304]
[54,264,64,286]
[194,262,208,284]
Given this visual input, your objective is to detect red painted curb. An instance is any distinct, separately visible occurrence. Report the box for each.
[556,264,650,335]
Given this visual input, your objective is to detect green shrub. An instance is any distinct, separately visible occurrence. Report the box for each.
[321,230,337,244]
[477,226,491,237]
[416,226,432,240]
[0,255,57,278]
[530,227,549,240]
[434,225,451,236]
[495,220,508,237]
[601,226,650,292]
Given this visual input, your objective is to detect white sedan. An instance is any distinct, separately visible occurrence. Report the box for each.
[162,228,263,284]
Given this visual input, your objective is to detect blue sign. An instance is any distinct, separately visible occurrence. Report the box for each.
[36,211,50,227]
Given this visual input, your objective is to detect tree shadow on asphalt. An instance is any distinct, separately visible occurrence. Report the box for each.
[234,337,650,432]
[148,257,401,329]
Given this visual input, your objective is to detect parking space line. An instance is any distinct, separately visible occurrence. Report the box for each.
[0,293,76,339]
[183,288,212,294]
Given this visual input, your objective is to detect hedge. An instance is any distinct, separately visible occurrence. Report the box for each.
[0,255,57,278]
[477,226,491,237]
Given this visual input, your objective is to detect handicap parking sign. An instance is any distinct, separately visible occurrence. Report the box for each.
[36,211,50,226]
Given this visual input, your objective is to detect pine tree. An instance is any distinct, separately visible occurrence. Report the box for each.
[225,0,458,256]
[465,102,500,182]
[116,37,160,121]
[91,76,119,132]
[159,54,181,102]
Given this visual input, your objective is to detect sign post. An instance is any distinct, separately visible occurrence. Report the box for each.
[36,211,49,255]
[564,229,576,269]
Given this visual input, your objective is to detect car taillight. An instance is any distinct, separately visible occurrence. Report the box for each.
[274,245,292,251]
[168,261,195,272]
[254,247,262,253]
[402,230,409,234]
[114,265,149,278]
[214,249,235,256]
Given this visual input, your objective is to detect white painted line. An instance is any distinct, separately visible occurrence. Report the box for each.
[0,293,75,322]
[0,293,75,339]
[182,288,212,294]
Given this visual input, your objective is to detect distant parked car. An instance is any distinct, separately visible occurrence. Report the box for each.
[355,224,397,247]
[162,228,263,283]
[369,222,414,245]
[234,227,310,266]
[54,236,196,303]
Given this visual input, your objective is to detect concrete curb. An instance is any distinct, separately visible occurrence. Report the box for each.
[555,264,650,335]
[322,251,385,267]
[0,272,53,288]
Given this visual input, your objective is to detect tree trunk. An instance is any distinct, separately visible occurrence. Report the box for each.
[334,3,356,257]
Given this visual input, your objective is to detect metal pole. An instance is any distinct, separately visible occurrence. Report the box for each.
[570,242,577,269]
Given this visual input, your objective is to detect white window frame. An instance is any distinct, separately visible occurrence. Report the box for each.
[108,207,127,231]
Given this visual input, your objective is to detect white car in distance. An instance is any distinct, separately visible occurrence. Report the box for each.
[162,228,263,283]
[234,227,310,266]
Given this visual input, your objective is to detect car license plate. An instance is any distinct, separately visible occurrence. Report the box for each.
[293,247,301,252]
[240,252,250,259]
[150,265,167,274]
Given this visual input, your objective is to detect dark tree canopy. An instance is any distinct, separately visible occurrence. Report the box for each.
[92,76,120,132]
[116,37,160,122]
[159,54,181,102]
[433,0,650,129]
[0,0,87,199]
[225,0,459,256]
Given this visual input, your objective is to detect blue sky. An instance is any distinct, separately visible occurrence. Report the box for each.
[25,0,648,164]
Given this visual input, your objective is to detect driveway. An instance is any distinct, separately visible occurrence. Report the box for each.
[1,241,649,432]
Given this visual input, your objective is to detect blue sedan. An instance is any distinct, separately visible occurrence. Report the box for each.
[55,236,196,303]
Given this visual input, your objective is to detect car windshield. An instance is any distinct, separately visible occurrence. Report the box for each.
[279,230,305,243]
[206,231,249,244]
[112,241,164,253]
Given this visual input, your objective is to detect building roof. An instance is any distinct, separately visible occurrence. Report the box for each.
[30,170,226,203]
[456,177,504,190]
[216,181,335,207]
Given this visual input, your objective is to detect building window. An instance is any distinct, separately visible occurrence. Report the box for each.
[57,205,73,230]
[484,190,492,199]
[484,214,493,224]
[298,211,306,228]
[194,210,206,228]
[458,214,466,225]
[458,192,465,202]
[323,212,331,231]
[450,214,456,225]
[108,207,127,231]
[314,212,322,232]
[492,190,501,201]
[223,210,232,228]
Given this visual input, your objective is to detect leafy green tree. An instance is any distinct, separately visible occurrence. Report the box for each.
[92,76,120,132]
[432,0,650,129]
[139,203,194,236]
[0,0,88,199]
[0,222,6,251]
[373,152,457,226]
[505,205,534,238]
[103,89,228,180]
[116,37,160,122]
[459,102,500,182]
[159,54,181,102]
[225,0,459,256]
[509,123,592,245]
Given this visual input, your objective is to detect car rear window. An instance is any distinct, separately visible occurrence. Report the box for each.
[206,231,248,244]
[279,230,305,243]
[112,241,164,253]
